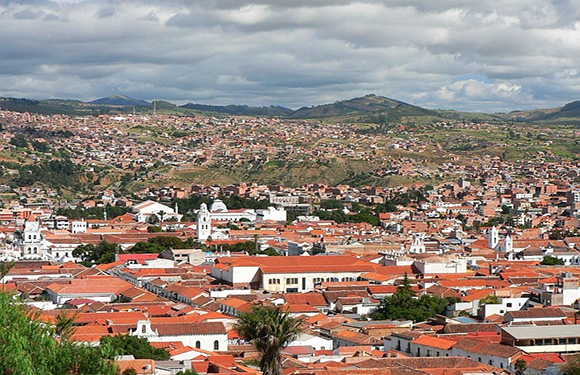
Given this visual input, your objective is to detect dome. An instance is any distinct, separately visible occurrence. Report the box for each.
[209,199,228,212]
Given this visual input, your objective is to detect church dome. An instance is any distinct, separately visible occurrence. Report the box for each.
[209,199,228,212]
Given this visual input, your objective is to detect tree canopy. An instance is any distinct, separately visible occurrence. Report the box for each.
[371,273,453,322]
[100,335,170,361]
[0,292,118,375]
[73,241,121,266]
[234,305,304,375]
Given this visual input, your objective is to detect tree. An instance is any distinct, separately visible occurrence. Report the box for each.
[0,261,15,291]
[515,359,527,375]
[147,225,162,233]
[129,242,165,254]
[234,305,304,375]
[10,134,28,148]
[55,311,78,341]
[73,241,122,265]
[541,255,565,266]
[371,273,451,322]
[0,292,118,374]
[562,359,580,375]
[478,294,500,306]
[122,369,137,375]
[31,140,50,153]
[99,335,170,360]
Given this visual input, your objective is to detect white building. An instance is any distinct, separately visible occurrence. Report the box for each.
[133,320,228,352]
[17,219,45,259]
[197,203,212,241]
[133,200,183,223]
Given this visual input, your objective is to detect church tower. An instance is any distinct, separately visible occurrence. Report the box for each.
[197,203,211,241]
[503,234,513,253]
[488,226,499,250]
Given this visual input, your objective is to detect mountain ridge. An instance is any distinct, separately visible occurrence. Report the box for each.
[1,93,580,123]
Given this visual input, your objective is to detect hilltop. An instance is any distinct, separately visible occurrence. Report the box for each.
[1,93,580,125]
[290,94,436,120]
[179,103,293,116]
[90,94,151,107]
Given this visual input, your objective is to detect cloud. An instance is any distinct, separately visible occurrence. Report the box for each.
[0,0,579,111]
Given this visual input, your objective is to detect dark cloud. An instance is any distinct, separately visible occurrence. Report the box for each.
[0,0,579,111]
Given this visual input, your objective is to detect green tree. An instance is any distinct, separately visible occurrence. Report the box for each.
[73,241,121,265]
[235,305,304,375]
[372,273,451,322]
[478,294,500,305]
[147,225,162,233]
[100,335,170,360]
[541,255,565,266]
[129,242,165,254]
[0,292,118,374]
[10,134,28,148]
[515,359,527,375]
[0,261,15,291]
[55,311,78,341]
[31,140,50,153]
[122,369,137,375]
[562,359,580,375]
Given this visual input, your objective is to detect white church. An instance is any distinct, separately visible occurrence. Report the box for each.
[133,200,183,223]
[488,226,514,257]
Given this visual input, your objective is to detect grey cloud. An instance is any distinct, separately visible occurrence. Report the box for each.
[94,6,115,18]
[0,0,580,111]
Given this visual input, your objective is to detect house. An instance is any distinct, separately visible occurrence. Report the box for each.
[133,200,183,223]
[211,254,377,292]
[133,319,228,352]
[45,276,133,304]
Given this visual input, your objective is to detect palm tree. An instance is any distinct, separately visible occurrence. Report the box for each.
[55,311,78,341]
[0,261,15,291]
[234,305,303,375]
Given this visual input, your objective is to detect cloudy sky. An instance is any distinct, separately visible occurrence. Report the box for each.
[1,0,580,112]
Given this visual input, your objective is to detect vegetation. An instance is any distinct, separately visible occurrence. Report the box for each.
[12,158,84,190]
[0,291,119,374]
[100,335,170,360]
[562,358,580,375]
[541,255,565,266]
[234,305,304,375]
[57,205,133,220]
[478,294,500,305]
[72,241,121,266]
[515,359,527,375]
[371,273,453,322]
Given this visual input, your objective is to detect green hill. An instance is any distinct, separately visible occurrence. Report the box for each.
[179,103,293,116]
[90,94,151,107]
[290,94,437,120]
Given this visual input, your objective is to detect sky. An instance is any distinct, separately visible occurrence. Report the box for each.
[1,0,580,112]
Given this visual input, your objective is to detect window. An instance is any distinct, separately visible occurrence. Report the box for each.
[269,278,280,285]
[196,341,201,349]
[141,325,146,334]
[286,278,298,284]
[506,303,512,307]
[214,340,219,351]
[313,277,323,284]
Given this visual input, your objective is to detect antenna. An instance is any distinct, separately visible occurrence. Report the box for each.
[153,99,157,117]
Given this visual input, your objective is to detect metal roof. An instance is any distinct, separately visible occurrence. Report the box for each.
[502,325,580,340]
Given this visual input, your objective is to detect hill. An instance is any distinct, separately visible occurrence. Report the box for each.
[179,103,293,116]
[289,94,437,120]
[90,94,151,107]
[504,100,580,123]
